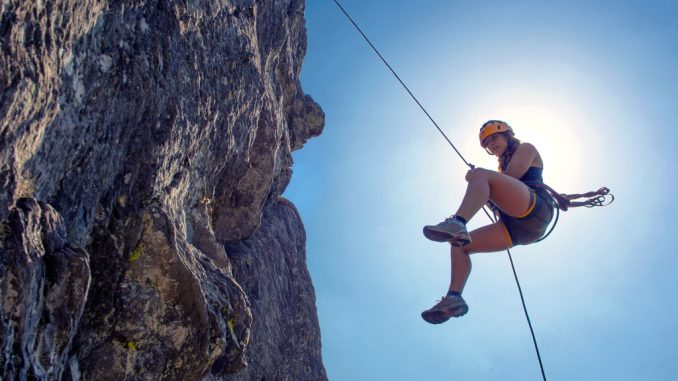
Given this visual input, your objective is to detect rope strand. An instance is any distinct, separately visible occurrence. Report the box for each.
[332,0,472,169]
[480,208,547,380]
[333,1,547,379]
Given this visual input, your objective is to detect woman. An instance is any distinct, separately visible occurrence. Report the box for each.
[421,120,554,324]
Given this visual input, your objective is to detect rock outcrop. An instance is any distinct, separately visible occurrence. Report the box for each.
[215,199,324,381]
[0,0,325,380]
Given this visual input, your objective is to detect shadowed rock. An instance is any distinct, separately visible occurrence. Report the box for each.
[0,0,326,379]
[0,198,90,380]
[219,199,326,381]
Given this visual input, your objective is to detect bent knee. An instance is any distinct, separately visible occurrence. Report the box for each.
[468,167,493,182]
[450,242,473,255]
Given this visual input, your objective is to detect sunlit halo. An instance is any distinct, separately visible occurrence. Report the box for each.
[461,96,588,190]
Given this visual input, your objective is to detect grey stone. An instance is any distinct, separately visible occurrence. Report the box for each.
[220,199,326,381]
[0,198,90,380]
[0,0,326,379]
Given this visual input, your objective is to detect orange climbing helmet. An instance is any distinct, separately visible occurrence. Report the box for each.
[479,120,513,147]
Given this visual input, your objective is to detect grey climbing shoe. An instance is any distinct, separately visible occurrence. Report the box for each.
[421,294,469,324]
[423,217,471,246]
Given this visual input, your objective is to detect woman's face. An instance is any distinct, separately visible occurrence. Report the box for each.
[482,133,508,156]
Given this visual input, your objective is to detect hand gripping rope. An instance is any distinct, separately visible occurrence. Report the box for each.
[332,1,613,379]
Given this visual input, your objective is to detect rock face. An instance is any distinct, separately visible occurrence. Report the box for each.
[0,0,326,380]
[220,199,324,381]
[1,199,90,380]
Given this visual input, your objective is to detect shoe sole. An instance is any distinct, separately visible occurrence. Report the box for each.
[421,304,469,324]
[423,226,471,247]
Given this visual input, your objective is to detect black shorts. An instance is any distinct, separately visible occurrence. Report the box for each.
[499,188,554,246]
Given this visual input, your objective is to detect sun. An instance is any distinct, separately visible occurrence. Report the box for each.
[461,93,590,191]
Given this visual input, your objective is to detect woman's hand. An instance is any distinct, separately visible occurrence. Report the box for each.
[465,165,477,182]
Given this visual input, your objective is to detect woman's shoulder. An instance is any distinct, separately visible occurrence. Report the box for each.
[517,141,538,152]
[515,142,544,168]
[516,142,543,167]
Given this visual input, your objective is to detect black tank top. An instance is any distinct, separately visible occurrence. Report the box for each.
[520,166,543,183]
[500,162,544,184]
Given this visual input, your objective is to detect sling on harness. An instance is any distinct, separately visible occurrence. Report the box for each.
[519,182,614,243]
[529,183,614,211]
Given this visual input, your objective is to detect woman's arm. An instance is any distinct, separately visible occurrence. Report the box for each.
[504,142,539,179]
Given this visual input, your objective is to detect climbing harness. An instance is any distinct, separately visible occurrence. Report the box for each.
[331,1,614,380]
[528,183,614,243]
[534,184,614,211]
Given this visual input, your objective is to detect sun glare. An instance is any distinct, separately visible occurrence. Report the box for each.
[459,93,590,190]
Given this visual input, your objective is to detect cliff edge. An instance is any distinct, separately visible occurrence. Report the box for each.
[0,0,326,379]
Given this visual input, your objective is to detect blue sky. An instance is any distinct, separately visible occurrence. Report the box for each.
[285,1,678,380]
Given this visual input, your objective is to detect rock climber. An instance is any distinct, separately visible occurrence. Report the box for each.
[420,120,555,324]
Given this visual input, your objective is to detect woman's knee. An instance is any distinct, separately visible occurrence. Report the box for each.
[451,242,473,256]
[468,167,493,183]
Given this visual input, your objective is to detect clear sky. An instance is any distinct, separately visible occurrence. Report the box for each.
[285,1,678,380]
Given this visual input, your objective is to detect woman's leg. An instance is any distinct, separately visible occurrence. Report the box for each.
[455,168,533,221]
[449,222,512,293]
[421,222,512,323]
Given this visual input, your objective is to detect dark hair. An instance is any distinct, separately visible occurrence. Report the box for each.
[498,132,521,172]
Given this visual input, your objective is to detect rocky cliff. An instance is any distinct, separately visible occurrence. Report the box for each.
[0,0,326,380]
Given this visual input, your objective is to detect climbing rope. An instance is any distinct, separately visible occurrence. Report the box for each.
[331,1,548,379]
[331,0,471,169]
